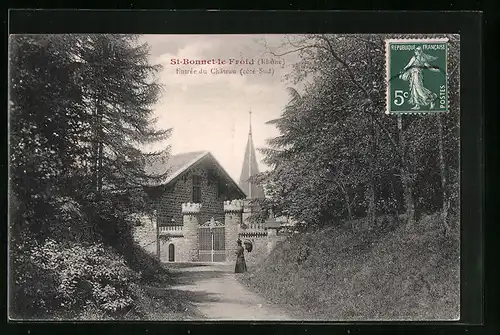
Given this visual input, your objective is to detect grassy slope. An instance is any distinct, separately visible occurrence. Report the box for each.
[240,214,460,321]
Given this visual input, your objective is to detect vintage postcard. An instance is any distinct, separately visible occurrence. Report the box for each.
[8,33,460,321]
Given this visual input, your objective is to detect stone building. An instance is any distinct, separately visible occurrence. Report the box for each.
[134,112,283,263]
[146,150,246,228]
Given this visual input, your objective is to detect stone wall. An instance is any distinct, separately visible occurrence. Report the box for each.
[134,213,286,264]
[162,237,191,262]
[133,215,156,250]
[224,200,243,260]
[133,215,191,262]
[267,234,286,255]
[238,236,267,267]
[239,234,285,268]
[139,236,193,263]
[242,199,252,225]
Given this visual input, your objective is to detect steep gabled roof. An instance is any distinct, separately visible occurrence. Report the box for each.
[145,150,246,197]
[145,150,208,185]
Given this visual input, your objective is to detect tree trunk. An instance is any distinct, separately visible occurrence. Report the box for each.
[339,182,353,222]
[400,167,416,227]
[155,211,161,261]
[97,139,103,192]
[97,107,104,192]
[389,178,400,221]
[437,114,450,236]
[367,40,377,229]
[397,115,416,228]
[366,182,376,228]
[91,97,99,192]
[367,112,377,228]
[92,97,104,193]
[346,196,353,222]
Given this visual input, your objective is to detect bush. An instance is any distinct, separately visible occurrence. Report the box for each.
[11,238,140,319]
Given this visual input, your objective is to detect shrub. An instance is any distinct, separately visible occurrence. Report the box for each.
[11,238,140,319]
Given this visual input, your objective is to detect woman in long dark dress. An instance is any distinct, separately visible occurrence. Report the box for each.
[234,239,247,273]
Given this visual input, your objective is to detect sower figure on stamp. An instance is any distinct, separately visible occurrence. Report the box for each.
[399,46,441,110]
[234,238,247,273]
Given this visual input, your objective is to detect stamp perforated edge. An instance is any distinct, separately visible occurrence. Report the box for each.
[384,38,450,115]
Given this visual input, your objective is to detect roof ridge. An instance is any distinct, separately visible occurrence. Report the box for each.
[170,150,209,156]
[163,151,209,183]
[144,150,245,197]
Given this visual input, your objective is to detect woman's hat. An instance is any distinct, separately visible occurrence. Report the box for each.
[243,239,253,252]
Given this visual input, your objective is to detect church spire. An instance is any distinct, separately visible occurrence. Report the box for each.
[238,110,265,199]
[247,110,252,198]
[248,110,252,135]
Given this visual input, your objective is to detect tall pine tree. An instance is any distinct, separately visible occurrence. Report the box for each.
[9,34,170,246]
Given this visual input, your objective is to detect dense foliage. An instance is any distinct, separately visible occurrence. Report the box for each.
[241,33,461,321]
[241,214,460,320]
[252,34,460,233]
[14,239,138,316]
[9,34,171,319]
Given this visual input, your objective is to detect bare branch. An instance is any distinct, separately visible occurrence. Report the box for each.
[267,45,321,57]
[352,36,385,52]
[269,34,406,167]
[318,34,370,98]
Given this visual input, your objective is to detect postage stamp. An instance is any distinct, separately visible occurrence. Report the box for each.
[385,38,449,114]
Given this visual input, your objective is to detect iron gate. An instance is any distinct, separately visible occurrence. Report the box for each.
[199,218,225,262]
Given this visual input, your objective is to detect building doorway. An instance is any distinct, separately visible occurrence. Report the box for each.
[198,218,226,262]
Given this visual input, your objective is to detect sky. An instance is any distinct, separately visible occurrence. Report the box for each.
[140,34,300,182]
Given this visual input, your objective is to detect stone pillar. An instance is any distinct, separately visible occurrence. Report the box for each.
[224,199,243,261]
[182,202,202,262]
[267,234,276,255]
[242,199,252,227]
[267,227,277,237]
[265,215,280,255]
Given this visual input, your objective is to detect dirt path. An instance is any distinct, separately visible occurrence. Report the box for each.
[168,262,292,321]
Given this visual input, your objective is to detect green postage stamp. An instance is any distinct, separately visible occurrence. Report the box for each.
[385,38,449,114]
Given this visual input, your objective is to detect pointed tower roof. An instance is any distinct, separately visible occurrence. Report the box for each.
[238,111,265,199]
